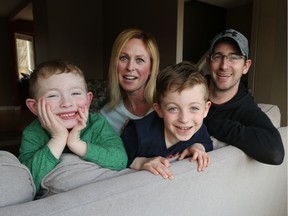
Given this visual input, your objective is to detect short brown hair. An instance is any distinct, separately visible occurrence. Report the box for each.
[155,61,209,103]
[29,60,87,99]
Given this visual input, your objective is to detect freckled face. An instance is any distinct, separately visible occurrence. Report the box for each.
[117,38,151,95]
[154,85,211,146]
[36,72,92,129]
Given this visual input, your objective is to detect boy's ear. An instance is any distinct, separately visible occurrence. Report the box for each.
[87,92,93,106]
[26,98,39,116]
[153,103,163,118]
[204,101,212,118]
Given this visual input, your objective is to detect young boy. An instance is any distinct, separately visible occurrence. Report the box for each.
[19,60,128,194]
[121,61,212,180]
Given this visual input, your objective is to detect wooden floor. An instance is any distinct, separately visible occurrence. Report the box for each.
[0,109,35,156]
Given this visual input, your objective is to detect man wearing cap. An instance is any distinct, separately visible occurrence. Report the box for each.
[204,29,284,165]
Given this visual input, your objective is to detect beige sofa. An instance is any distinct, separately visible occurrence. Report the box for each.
[0,103,286,216]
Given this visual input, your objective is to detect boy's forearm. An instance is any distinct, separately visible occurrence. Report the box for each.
[47,136,67,159]
[84,141,128,171]
[130,157,150,170]
[191,143,206,152]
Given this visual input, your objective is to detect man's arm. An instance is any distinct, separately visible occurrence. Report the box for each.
[206,108,284,165]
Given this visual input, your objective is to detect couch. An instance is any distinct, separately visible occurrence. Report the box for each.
[0,81,286,216]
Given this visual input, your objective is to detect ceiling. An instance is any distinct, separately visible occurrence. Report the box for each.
[0,0,253,21]
[196,0,253,8]
[0,0,32,20]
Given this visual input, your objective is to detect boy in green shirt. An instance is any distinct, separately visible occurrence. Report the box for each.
[19,60,128,195]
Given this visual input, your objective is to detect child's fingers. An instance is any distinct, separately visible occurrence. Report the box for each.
[39,98,53,123]
[197,154,210,172]
[190,151,199,161]
[207,155,211,167]
[84,105,89,118]
[73,108,87,131]
[156,166,174,180]
[45,101,55,123]
[188,152,209,172]
[199,155,206,171]
[178,150,188,160]
[38,98,49,125]
[146,166,159,176]
[145,158,174,180]
[160,157,171,167]
[78,107,88,122]
[194,153,204,171]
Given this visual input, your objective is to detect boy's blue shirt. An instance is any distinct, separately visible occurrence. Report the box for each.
[121,111,213,167]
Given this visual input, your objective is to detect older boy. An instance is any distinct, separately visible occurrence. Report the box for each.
[121,61,212,179]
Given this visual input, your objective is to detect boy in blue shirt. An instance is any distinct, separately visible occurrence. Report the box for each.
[121,61,212,179]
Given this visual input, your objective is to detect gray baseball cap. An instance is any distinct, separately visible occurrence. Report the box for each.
[209,29,249,58]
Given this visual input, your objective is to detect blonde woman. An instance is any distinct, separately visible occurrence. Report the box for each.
[100,28,160,135]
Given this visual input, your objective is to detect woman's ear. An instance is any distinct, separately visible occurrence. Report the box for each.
[26,98,39,116]
[153,103,163,118]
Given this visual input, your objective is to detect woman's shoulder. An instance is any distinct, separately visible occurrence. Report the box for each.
[100,100,124,114]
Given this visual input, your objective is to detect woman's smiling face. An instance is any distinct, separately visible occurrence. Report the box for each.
[117,38,151,95]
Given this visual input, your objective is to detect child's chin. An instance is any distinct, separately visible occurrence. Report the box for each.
[62,120,78,129]
[177,134,193,141]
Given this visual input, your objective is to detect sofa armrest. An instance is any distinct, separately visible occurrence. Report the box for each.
[0,151,36,207]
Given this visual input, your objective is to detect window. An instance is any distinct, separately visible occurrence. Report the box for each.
[15,33,35,81]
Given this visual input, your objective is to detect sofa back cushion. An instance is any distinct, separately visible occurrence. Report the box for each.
[258,103,281,128]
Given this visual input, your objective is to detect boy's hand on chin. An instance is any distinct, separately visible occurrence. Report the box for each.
[67,106,89,157]
[37,98,68,139]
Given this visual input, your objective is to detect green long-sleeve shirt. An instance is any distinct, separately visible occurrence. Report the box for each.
[18,113,128,193]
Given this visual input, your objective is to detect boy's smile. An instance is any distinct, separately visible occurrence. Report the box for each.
[57,111,79,119]
[154,85,210,148]
[35,72,92,129]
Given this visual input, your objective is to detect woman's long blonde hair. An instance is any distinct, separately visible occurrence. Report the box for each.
[107,28,160,109]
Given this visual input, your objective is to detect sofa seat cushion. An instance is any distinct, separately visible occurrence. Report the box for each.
[0,151,36,207]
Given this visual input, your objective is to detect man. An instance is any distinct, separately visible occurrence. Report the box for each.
[204,29,284,165]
